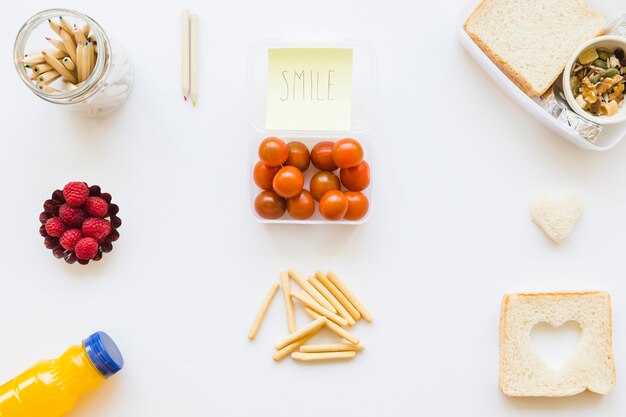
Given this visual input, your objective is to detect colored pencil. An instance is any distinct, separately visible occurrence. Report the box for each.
[189,13,199,106]
[181,9,190,101]
[42,50,77,84]
[45,37,68,54]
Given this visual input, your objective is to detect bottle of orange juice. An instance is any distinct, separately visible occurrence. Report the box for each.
[0,331,124,417]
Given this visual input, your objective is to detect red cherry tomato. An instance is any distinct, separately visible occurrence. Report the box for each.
[344,191,369,220]
[310,171,341,202]
[285,141,310,172]
[258,137,288,167]
[340,161,370,191]
[272,166,304,198]
[287,189,315,220]
[331,138,364,168]
[253,161,280,190]
[310,141,337,171]
[319,190,348,220]
[254,191,286,219]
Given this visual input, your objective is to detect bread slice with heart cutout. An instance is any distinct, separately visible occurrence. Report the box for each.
[500,291,615,397]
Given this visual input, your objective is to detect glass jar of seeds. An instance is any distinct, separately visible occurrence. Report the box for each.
[13,9,134,118]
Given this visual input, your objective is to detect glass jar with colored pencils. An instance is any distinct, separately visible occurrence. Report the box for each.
[13,8,134,118]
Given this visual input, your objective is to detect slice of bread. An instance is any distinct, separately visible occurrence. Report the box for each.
[500,292,615,397]
[529,195,582,243]
[464,0,605,97]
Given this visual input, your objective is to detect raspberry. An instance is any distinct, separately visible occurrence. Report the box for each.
[45,217,65,237]
[75,237,98,260]
[60,229,82,250]
[82,218,111,242]
[63,182,89,207]
[84,197,109,218]
[59,204,86,227]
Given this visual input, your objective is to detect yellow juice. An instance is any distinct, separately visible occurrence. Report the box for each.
[0,332,123,417]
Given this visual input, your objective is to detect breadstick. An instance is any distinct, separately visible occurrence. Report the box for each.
[59,28,77,62]
[59,16,74,39]
[42,51,77,84]
[309,275,354,326]
[316,271,360,321]
[327,272,372,322]
[305,276,337,313]
[62,57,75,71]
[45,37,68,54]
[291,291,348,327]
[248,283,280,340]
[304,308,360,345]
[37,70,60,85]
[288,268,337,314]
[272,333,314,362]
[274,317,326,350]
[300,343,364,353]
[32,63,52,75]
[280,271,296,333]
[291,351,356,362]
[298,290,324,310]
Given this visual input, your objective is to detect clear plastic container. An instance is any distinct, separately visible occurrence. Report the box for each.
[0,331,124,417]
[13,9,134,118]
[247,34,378,224]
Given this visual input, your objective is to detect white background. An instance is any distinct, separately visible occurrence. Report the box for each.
[1,0,626,416]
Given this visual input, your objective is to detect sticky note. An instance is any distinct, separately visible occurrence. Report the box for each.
[266,48,353,131]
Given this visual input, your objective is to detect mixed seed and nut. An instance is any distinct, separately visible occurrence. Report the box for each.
[570,47,626,116]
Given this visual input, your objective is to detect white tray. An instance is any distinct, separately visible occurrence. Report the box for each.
[458,1,626,151]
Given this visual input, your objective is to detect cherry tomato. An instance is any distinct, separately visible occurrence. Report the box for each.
[285,141,310,172]
[310,171,341,202]
[287,189,315,220]
[340,161,370,191]
[344,191,369,220]
[310,141,337,171]
[319,190,348,220]
[331,138,364,168]
[254,191,286,219]
[272,166,304,198]
[253,161,280,190]
[258,137,288,167]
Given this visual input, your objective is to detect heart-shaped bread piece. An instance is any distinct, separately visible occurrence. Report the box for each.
[529,195,582,243]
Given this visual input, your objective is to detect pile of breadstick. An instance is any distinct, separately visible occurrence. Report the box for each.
[248,268,372,363]
[21,16,98,93]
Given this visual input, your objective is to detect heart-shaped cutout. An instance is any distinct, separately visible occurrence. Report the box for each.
[529,195,583,243]
[530,321,582,369]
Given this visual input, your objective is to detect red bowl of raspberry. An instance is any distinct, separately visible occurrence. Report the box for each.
[39,182,121,265]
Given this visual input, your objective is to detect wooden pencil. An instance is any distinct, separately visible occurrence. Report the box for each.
[48,19,61,36]
[181,9,190,101]
[35,82,59,93]
[21,50,65,66]
[42,50,77,84]
[82,24,90,38]
[59,28,77,62]
[45,37,68,54]
[62,57,75,71]
[79,42,90,83]
[88,42,95,76]
[189,13,199,106]
[58,16,74,39]
[32,63,53,75]
[76,42,84,82]
[37,70,60,85]
[73,26,87,44]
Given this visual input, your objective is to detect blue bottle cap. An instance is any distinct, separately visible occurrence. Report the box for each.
[83,331,124,378]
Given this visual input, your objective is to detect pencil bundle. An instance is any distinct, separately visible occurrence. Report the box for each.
[248,268,373,363]
[181,9,199,106]
[21,16,98,93]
